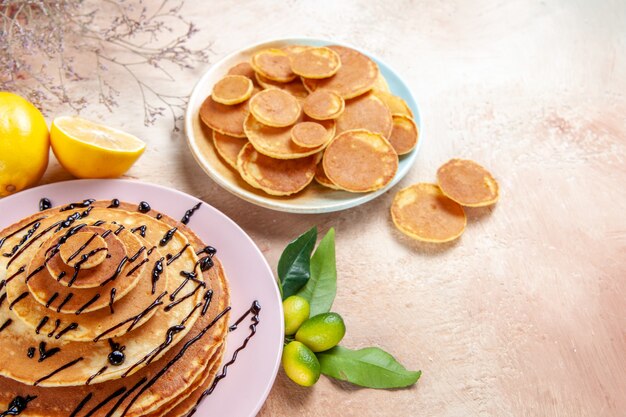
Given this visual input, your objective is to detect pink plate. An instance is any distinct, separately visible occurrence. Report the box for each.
[0,179,283,417]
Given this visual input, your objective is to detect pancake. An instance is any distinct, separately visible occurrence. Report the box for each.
[249,89,302,127]
[0,201,230,417]
[388,114,419,155]
[227,62,259,87]
[391,183,467,242]
[0,203,209,386]
[237,143,318,196]
[255,73,309,99]
[335,93,393,138]
[302,45,379,99]
[291,122,332,148]
[373,90,413,118]
[199,95,248,138]
[281,44,310,57]
[437,159,499,207]
[314,162,341,190]
[212,75,253,105]
[323,129,398,192]
[372,73,390,92]
[302,90,345,120]
[212,130,248,170]
[244,113,334,159]
[250,48,296,82]
[290,47,341,79]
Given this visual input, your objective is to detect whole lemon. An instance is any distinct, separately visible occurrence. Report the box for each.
[0,92,49,197]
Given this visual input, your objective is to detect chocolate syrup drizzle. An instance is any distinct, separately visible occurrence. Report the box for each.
[130,225,147,238]
[137,201,151,213]
[151,258,164,294]
[107,199,120,208]
[39,198,52,211]
[0,395,36,417]
[37,342,61,362]
[165,243,190,266]
[3,220,41,258]
[33,357,84,386]
[180,202,202,225]
[159,227,177,247]
[0,318,13,334]
[0,217,46,250]
[59,199,95,212]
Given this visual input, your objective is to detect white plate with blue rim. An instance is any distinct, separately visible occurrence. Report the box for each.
[0,179,283,417]
[185,37,422,214]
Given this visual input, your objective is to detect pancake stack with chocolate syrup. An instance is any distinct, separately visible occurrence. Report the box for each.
[0,199,241,416]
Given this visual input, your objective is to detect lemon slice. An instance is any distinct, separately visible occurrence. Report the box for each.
[51,116,146,178]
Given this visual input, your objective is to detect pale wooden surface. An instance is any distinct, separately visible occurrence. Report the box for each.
[36,1,625,416]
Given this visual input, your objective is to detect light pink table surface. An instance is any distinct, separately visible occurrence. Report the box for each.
[33,1,625,415]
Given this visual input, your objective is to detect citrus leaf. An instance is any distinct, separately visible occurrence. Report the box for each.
[318,346,421,389]
[278,226,317,299]
[297,228,336,316]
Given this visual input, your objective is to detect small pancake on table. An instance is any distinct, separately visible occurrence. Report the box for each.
[255,73,309,99]
[251,48,296,83]
[388,114,419,155]
[302,90,345,120]
[373,90,413,118]
[249,89,302,128]
[391,183,467,243]
[290,122,332,148]
[212,130,248,170]
[437,159,499,207]
[323,129,398,192]
[335,93,393,138]
[199,95,249,138]
[212,75,253,105]
[244,113,334,159]
[302,45,379,99]
[237,143,318,196]
[290,47,341,79]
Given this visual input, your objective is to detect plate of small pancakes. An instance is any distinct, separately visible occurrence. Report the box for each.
[185,38,422,213]
[0,179,283,417]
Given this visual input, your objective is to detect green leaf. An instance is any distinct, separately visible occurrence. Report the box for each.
[277,226,317,299]
[318,346,421,389]
[297,228,336,316]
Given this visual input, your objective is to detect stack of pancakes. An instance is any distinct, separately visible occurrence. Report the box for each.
[200,44,419,196]
[0,200,230,416]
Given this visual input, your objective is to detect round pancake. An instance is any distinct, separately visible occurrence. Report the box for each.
[237,143,317,196]
[227,62,259,87]
[199,95,248,138]
[335,93,393,138]
[255,73,309,99]
[323,129,398,192]
[212,130,248,170]
[302,90,345,120]
[290,47,341,79]
[250,48,296,82]
[391,183,467,242]
[373,90,413,117]
[437,159,499,207]
[45,226,132,288]
[212,75,253,105]
[27,225,148,314]
[249,89,302,127]
[302,45,379,99]
[58,230,108,270]
[388,114,419,155]
[244,113,334,159]
[291,122,331,148]
[314,162,341,190]
[0,203,206,386]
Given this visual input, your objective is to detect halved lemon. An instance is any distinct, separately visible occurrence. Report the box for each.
[51,116,146,178]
